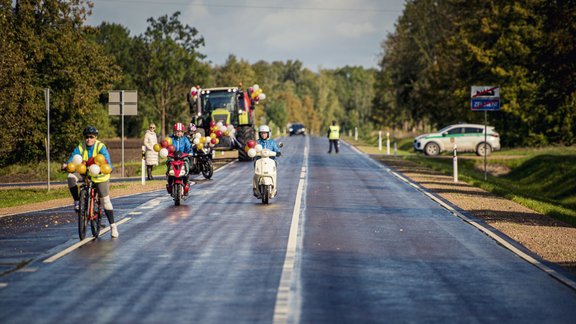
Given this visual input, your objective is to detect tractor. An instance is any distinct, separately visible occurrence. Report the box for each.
[187,86,258,161]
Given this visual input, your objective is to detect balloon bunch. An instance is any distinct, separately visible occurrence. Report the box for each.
[208,120,236,140]
[248,84,266,104]
[244,139,264,158]
[66,153,111,176]
[154,137,174,158]
[190,131,216,151]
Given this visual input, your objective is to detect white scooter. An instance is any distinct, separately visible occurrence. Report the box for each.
[252,147,281,204]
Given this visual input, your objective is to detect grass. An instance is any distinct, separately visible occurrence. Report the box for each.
[348,135,576,226]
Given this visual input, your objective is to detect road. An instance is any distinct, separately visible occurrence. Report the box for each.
[1,135,576,323]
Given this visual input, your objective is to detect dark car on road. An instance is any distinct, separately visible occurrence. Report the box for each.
[289,123,306,136]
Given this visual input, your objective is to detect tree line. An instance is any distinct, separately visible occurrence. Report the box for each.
[1,0,574,167]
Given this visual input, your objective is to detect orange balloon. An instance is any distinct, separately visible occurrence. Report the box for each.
[94,154,106,165]
[66,163,76,173]
[100,164,112,175]
[76,164,87,175]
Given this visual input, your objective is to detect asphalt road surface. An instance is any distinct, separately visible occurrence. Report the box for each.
[1,136,576,323]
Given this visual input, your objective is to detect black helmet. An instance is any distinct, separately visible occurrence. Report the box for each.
[83,126,99,136]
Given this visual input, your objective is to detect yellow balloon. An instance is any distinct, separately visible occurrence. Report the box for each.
[197,143,204,150]
[76,164,87,175]
[66,163,76,173]
[94,154,106,166]
[223,131,229,137]
[153,144,161,152]
[100,164,112,175]
[215,138,220,145]
[164,137,173,146]
[210,133,216,139]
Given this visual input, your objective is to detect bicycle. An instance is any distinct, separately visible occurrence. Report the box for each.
[77,175,103,240]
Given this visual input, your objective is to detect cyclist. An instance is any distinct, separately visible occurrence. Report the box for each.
[63,126,118,238]
[166,122,193,195]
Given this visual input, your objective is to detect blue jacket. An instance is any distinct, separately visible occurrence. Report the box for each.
[257,138,281,155]
[170,134,192,154]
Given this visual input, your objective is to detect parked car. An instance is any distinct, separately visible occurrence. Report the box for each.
[289,123,306,136]
[413,123,501,156]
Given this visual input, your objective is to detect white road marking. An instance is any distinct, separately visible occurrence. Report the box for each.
[0,283,7,289]
[43,217,132,263]
[273,140,309,324]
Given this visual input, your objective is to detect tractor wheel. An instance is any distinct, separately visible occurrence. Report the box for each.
[237,126,256,161]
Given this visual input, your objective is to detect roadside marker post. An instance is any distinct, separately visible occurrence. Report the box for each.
[378,131,382,151]
[386,132,390,155]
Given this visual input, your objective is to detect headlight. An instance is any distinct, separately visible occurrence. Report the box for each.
[169,170,175,176]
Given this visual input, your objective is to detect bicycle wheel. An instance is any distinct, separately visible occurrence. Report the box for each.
[77,188,89,240]
[90,196,102,238]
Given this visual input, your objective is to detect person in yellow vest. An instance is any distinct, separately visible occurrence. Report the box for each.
[62,126,119,238]
[327,120,341,154]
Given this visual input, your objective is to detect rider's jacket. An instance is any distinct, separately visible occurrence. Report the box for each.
[329,125,340,140]
[256,138,281,160]
[67,140,112,183]
[170,134,192,154]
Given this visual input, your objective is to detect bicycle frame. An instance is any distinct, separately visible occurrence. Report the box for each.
[78,175,103,240]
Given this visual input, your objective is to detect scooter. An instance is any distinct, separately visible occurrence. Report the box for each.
[253,148,280,204]
[166,151,190,206]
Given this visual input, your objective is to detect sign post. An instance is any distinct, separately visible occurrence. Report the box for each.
[471,86,500,180]
[109,90,138,178]
[45,88,51,191]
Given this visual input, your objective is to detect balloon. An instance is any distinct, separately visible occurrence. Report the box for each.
[255,144,263,152]
[197,143,204,150]
[193,138,200,145]
[94,154,106,166]
[215,130,222,138]
[209,121,216,127]
[216,121,223,128]
[71,154,83,166]
[66,163,76,173]
[100,164,112,175]
[211,137,217,144]
[253,84,260,92]
[161,139,169,148]
[204,136,211,144]
[214,138,220,145]
[223,131,230,137]
[244,145,250,153]
[194,132,202,139]
[89,164,101,176]
[227,125,234,132]
[164,137,173,146]
[86,157,95,166]
[159,148,168,158]
[247,148,256,158]
[153,143,161,152]
[168,145,175,153]
[247,139,256,148]
[258,93,266,101]
[210,133,216,139]
[77,163,87,175]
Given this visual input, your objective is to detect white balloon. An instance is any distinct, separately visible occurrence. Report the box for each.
[258,93,266,100]
[219,125,227,133]
[71,154,83,165]
[89,164,101,176]
[159,148,168,158]
[252,84,260,91]
[227,125,234,132]
[193,138,200,145]
[194,132,202,139]
[247,148,257,158]
[255,144,263,152]
[216,121,223,128]
[205,136,211,143]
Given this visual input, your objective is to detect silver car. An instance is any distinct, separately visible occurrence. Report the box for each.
[413,123,501,156]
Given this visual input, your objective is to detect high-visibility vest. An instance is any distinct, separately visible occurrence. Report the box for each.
[329,125,340,140]
[78,140,110,183]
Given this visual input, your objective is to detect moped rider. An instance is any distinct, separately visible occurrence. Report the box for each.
[253,125,281,197]
[63,126,119,238]
[166,122,192,195]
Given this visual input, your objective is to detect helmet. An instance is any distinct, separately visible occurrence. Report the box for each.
[258,125,271,139]
[83,126,99,136]
[173,123,185,132]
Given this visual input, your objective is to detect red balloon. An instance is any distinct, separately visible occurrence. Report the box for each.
[210,137,217,144]
[86,157,95,166]
[209,121,216,127]
[215,130,222,138]
[247,139,256,148]
[168,145,175,153]
[161,139,169,148]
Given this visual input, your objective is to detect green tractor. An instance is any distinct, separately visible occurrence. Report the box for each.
[187,86,257,161]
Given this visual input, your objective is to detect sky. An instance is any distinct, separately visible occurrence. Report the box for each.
[86,0,406,71]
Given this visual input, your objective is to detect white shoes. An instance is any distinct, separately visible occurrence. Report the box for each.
[110,223,119,238]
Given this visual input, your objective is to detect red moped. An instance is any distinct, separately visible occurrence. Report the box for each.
[166,151,190,206]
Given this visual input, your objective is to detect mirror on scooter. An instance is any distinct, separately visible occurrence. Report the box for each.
[278,142,284,148]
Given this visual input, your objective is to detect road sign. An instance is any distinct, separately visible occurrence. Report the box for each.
[109,90,138,115]
[471,86,500,111]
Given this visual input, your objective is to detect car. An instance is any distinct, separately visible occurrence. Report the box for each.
[413,123,501,156]
[289,123,306,136]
